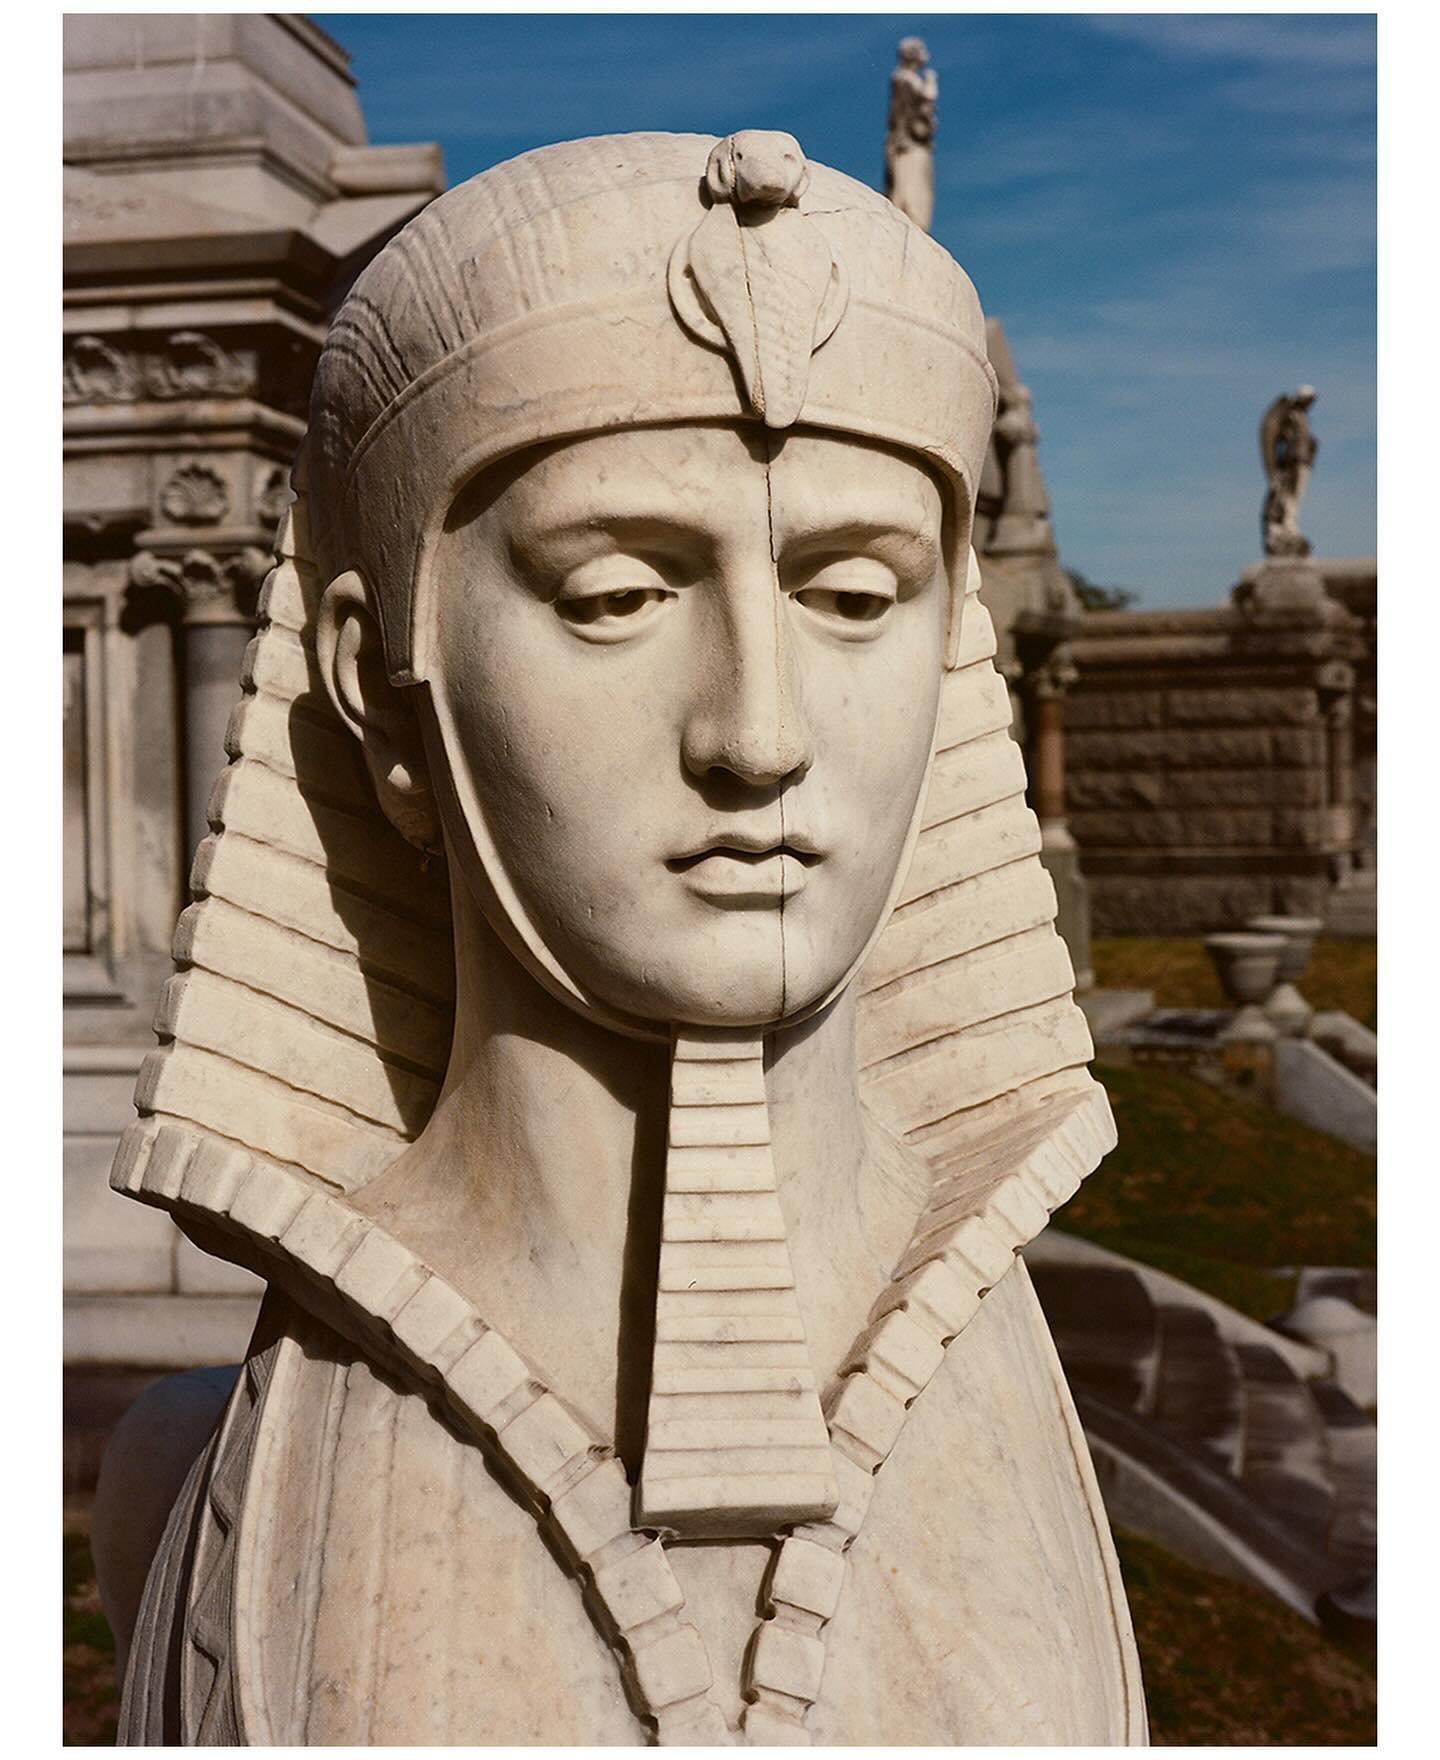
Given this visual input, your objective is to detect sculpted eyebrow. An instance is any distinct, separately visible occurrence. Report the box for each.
[508,513,716,572]
[779,520,940,567]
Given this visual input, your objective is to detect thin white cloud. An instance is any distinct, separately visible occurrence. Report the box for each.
[1085,13,1375,71]
[1218,67,1377,120]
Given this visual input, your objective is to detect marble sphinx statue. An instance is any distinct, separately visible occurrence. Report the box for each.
[106,130,1145,1745]
[884,36,938,233]
[1261,385,1319,557]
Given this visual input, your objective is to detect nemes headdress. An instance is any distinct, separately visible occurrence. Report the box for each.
[114,132,1113,1692]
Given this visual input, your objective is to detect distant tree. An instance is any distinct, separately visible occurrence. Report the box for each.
[1065,568,1137,613]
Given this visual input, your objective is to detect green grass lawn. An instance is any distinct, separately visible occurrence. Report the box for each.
[1093,934,1377,1030]
[1115,1529,1375,1744]
[64,1514,118,1746]
[1069,934,1377,1317]
[1056,1058,1376,1319]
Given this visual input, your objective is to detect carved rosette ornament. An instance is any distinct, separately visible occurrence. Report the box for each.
[159,464,231,526]
[106,129,1143,1748]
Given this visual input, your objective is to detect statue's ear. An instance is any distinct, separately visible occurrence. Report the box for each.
[316,572,441,854]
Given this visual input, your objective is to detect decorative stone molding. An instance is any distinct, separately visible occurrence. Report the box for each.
[63,330,257,405]
[148,330,255,400]
[63,334,141,404]
[159,464,231,527]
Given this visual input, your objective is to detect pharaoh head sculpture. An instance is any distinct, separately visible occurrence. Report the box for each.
[303,129,996,1042]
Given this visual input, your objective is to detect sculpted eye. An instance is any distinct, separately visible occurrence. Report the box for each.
[788,554,903,635]
[555,586,670,629]
[794,586,893,625]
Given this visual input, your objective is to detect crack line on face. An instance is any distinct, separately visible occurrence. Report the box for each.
[737,200,789,1031]
[763,424,787,1026]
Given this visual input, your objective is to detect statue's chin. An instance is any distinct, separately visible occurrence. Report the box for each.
[583,971,834,1038]
[558,939,850,1039]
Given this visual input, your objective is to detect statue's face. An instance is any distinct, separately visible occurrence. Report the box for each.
[428,423,948,1026]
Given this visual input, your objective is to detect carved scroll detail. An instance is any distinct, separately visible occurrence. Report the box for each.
[63,330,257,404]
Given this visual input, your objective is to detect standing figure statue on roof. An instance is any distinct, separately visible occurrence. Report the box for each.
[1261,385,1319,557]
[97,126,1144,1745]
[884,36,938,233]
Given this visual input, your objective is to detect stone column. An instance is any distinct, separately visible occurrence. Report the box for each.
[1028,660,1071,829]
[1015,624,1093,990]
[129,545,270,860]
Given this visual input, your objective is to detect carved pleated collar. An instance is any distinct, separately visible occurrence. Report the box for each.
[115,1078,1112,1744]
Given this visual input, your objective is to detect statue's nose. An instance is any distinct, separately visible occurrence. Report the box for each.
[733,150,799,206]
[681,571,812,789]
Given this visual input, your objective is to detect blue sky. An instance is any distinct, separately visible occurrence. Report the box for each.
[323,10,1375,608]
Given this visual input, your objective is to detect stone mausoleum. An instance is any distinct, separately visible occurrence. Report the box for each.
[62,12,441,1472]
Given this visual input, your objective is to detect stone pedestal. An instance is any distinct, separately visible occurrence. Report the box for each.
[1063,567,1365,935]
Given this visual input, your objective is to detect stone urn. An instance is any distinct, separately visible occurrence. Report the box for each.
[1246,913,1324,1035]
[1204,932,1288,1042]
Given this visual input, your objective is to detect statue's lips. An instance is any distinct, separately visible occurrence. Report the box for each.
[667,843,819,907]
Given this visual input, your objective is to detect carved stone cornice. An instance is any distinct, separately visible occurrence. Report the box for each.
[1024,642,1079,702]
[128,545,271,625]
[1012,609,1080,701]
